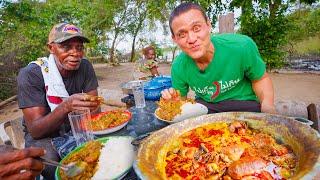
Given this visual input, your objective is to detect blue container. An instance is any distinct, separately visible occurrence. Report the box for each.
[151,76,172,89]
[143,81,164,100]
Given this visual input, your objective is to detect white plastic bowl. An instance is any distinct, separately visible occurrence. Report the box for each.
[155,102,208,124]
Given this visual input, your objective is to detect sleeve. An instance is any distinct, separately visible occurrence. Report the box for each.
[82,60,99,93]
[243,37,266,80]
[171,59,189,97]
[17,65,48,109]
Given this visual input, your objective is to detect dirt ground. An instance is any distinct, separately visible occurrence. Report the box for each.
[0,62,320,123]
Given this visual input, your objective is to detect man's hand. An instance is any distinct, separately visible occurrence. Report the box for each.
[0,146,45,180]
[63,93,100,112]
[161,88,181,101]
[22,90,99,139]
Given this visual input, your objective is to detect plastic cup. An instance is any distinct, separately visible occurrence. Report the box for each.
[132,82,146,108]
[68,109,94,146]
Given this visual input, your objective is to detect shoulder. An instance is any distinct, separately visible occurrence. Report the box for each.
[17,63,44,91]
[172,53,191,69]
[18,63,42,82]
[78,58,95,72]
[212,33,252,41]
[212,33,255,47]
[80,58,93,67]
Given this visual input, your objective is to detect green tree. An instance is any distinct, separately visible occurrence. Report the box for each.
[126,0,147,62]
[78,0,119,59]
[0,0,117,99]
[306,8,320,36]
[230,0,317,69]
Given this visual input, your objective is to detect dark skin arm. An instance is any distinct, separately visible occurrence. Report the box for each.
[23,89,99,139]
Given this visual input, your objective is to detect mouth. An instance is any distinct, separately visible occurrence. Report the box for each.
[190,45,200,51]
[68,60,81,67]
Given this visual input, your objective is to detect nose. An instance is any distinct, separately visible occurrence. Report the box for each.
[187,31,197,44]
[69,46,83,56]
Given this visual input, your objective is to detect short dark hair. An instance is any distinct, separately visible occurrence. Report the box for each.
[142,45,155,56]
[169,2,208,36]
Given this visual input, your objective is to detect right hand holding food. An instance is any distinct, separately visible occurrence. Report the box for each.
[63,93,102,112]
[0,146,45,180]
[161,88,181,101]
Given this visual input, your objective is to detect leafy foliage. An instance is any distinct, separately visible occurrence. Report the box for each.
[285,8,320,56]
[232,0,317,70]
[287,8,320,41]
[190,0,228,28]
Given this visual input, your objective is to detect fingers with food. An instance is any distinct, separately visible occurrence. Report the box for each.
[161,88,181,101]
[64,93,101,112]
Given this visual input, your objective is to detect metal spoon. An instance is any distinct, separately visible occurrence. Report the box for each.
[131,132,153,146]
[39,157,87,177]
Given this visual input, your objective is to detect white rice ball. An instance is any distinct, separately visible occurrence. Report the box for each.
[173,102,208,122]
[91,136,135,180]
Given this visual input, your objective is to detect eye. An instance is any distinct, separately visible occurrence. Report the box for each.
[178,32,186,38]
[59,44,84,52]
[76,45,84,51]
[193,25,201,32]
[62,44,71,51]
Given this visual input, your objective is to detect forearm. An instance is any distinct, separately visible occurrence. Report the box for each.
[25,102,70,139]
[25,91,99,139]
[252,73,276,112]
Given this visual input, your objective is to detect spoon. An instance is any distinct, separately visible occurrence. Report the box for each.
[39,157,87,177]
[8,145,86,177]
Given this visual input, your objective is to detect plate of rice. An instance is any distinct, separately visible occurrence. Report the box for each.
[55,136,135,180]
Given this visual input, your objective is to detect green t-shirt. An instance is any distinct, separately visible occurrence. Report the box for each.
[171,33,266,103]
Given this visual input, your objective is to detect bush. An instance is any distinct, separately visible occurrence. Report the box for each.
[239,6,289,70]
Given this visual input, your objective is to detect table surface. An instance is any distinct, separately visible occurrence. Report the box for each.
[97,100,168,179]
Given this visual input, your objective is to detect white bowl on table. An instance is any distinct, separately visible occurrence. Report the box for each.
[155,102,208,124]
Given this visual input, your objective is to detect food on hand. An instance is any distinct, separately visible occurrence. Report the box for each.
[163,121,297,179]
[83,94,105,105]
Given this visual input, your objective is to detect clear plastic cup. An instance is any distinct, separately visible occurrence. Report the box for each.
[68,109,94,146]
[132,82,146,108]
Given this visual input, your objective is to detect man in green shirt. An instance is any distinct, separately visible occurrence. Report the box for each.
[161,2,276,114]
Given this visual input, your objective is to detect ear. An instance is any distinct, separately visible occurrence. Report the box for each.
[47,43,55,54]
[206,19,212,29]
[172,34,178,44]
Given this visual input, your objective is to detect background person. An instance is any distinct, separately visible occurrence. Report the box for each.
[161,2,276,114]
[133,45,160,80]
[17,23,100,179]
